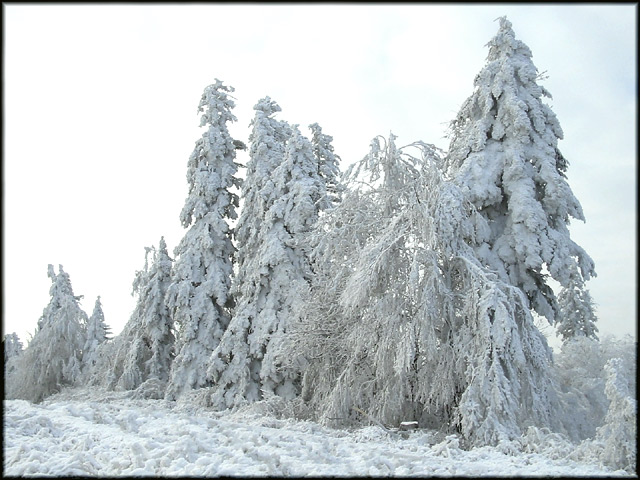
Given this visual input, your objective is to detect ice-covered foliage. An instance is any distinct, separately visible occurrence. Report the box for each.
[556,265,598,342]
[444,17,596,332]
[592,358,637,472]
[81,296,111,380]
[3,332,23,363]
[289,132,559,448]
[6,265,87,403]
[3,332,24,393]
[165,80,241,400]
[289,134,429,426]
[309,122,343,208]
[208,101,327,409]
[552,335,636,442]
[106,239,174,393]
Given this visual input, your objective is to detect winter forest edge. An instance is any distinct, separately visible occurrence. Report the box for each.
[3,17,636,474]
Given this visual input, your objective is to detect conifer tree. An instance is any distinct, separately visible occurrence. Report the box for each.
[3,332,23,363]
[557,265,599,342]
[309,122,343,209]
[3,333,24,394]
[109,238,175,392]
[81,296,111,381]
[165,80,241,400]
[444,17,596,328]
[8,265,87,402]
[208,101,327,409]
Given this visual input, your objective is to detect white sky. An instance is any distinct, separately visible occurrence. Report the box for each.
[3,4,637,350]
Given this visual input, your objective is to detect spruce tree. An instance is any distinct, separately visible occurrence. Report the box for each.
[8,265,87,402]
[165,80,241,400]
[309,122,343,209]
[81,296,111,381]
[208,101,327,409]
[557,264,598,342]
[3,332,23,363]
[108,239,174,392]
[444,17,596,330]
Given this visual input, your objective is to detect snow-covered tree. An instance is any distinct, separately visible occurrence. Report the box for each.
[108,238,174,392]
[290,132,559,447]
[8,265,87,403]
[3,333,24,396]
[208,100,327,409]
[3,332,23,363]
[444,17,596,329]
[309,122,343,209]
[553,334,636,442]
[556,265,598,342]
[289,134,429,426]
[81,296,111,378]
[591,357,637,472]
[165,80,241,400]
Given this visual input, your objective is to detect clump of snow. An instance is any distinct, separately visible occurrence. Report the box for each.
[3,387,631,477]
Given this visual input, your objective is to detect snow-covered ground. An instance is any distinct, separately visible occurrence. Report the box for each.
[3,388,631,477]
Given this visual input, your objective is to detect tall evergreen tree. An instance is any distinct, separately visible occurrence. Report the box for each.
[208,101,327,409]
[165,80,241,400]
[108,238,175,392]
[444,17,596,330]
[81,296,111,380]
[8,265,87,403]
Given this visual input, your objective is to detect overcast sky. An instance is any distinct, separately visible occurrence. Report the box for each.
[3,4,636,351]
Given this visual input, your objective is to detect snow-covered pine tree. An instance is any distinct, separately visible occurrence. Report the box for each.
[165,80,241,400]
[208,101,327,409]
[443,17,596,335]
[592,358,637,472]
[309,122,343,209]
[109,238,174,392]
[138,237,174,383]
[556,264,598,342]
[8,265,87,403]
[81,296,111,377]
[3,332,23,363]
[3,333,24,395]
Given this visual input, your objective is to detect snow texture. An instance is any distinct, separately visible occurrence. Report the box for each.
[3,387,630,477]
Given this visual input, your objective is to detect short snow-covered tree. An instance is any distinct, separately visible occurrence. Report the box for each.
[592,357,637,472]
[8,265,87,403]
[556,265,598,342]
[208,101,327,409]
[444,17,596,332]
[3,332,23,364]
[109,238,174,392]
[81,296,111,380]
[309,122,343,209]
[3,333,24,396]
[165,80,241,400]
